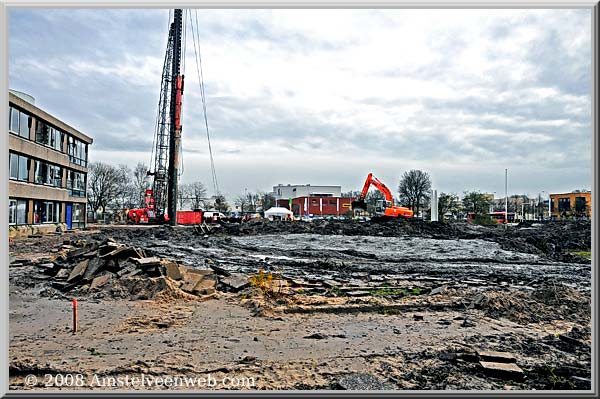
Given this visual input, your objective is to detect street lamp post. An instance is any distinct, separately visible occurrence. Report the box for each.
[504,169,508,228]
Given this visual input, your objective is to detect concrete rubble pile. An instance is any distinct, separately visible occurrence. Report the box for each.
[29,237,223,300]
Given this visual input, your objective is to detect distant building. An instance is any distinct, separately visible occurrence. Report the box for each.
[273,184,351,217]
[8,90,93,236]
[550,191,592,220]
[273,184,342,200]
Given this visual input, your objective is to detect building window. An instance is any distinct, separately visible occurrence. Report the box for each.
[575,197,587,213]
[9,106,30,138]
[35,120,65,152]
[68,136,88,167]
[558,198,571,212]
[34,200,61,224]
[9,199,16,225]
[51,128,63,152]
[34,160,63,187]
[73,203,84,222]
[9,199,28,225]
[67,170,86,197]
[9,153,29,182]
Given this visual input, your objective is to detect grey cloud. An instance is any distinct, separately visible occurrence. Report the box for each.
[8,8,592,195]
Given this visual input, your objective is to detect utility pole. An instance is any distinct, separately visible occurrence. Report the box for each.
[504,169,508,228]
[167,9,184,225]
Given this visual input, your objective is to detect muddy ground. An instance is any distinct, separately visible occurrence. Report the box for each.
[8,220,592,391]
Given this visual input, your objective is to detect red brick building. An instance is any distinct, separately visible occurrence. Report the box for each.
[276,196,353,217]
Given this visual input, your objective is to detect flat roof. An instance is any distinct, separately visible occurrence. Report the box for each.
[550,192,591,196]
[9,91,93,144]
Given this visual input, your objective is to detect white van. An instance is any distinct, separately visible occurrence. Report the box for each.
[203,211,225,223]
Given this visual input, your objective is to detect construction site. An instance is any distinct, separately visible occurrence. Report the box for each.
[8,218,592,390]
[7,7,594,393]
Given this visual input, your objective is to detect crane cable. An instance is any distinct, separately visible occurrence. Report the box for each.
[189,9,220,196]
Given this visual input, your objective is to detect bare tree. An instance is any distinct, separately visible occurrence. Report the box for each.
[177,183,190,210]
[235,194,249,214]
[257,191,275,211]
[214,194,230,213]
[462,191,493,215]
[342,190,362,198]
[398,170,432,216]
[87,162,122,218]
[188,182,208,210]
[113,164,135,210]
[132,162,149,207]
[438,192,459,220]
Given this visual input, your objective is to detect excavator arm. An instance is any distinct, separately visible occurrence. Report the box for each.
[352,173,395,211]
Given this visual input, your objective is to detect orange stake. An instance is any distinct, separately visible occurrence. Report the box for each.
[72,298,78,333]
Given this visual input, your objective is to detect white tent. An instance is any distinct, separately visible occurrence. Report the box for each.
[264,207,294,220]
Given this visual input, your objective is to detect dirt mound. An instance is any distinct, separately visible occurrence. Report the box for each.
[479,284,591,324]
[480,221,591,260]
[222,218,484,239]
[86,276,200,301]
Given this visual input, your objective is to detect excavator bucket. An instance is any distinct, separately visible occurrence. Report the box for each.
[351,199,367,212]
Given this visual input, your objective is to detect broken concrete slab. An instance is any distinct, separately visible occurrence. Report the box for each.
[98,242,120,256]
[163,261,183,281]
[480,361,523,380]
[67,259,89,283]
[478,350,517,363]
[98,245,126,258]
[121,269,142,279]
[90,274,112,290]
[180,273,204,293]
[66,244,99,259]
[220,273,249,292]
[133,257,162,268]
[430,285,448,295]
[208,264,231,277]
[117,264,137,277]
[192,278,217,295]
[54,268,70,280]
[83,257,106,280]
[183,267,213,277]
[322,279,340,288]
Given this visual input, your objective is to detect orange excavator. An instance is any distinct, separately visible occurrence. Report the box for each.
[351,173,414,219]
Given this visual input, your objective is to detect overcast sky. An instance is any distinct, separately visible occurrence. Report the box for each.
[9,8,592,200]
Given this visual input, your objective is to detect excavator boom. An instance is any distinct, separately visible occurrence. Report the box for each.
[352,173,413,219]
